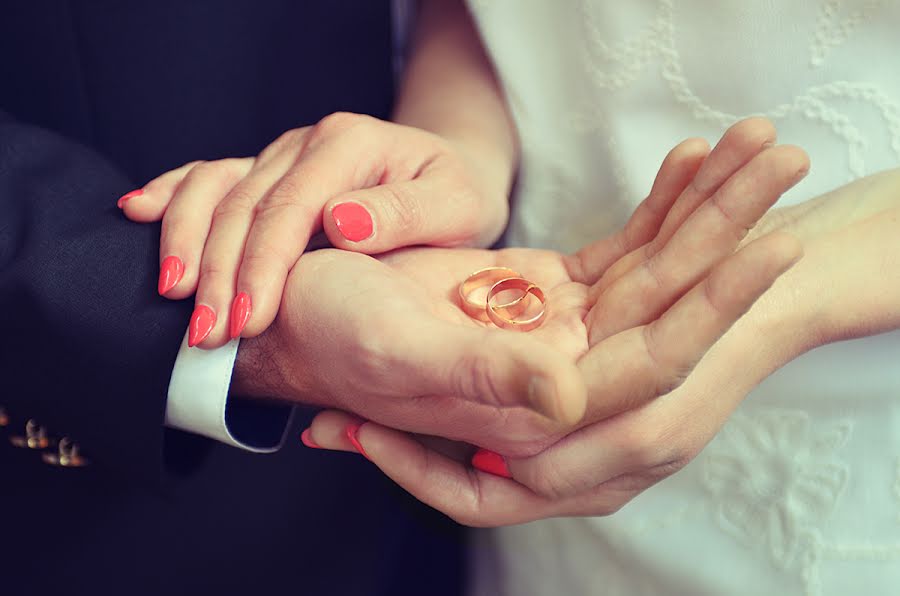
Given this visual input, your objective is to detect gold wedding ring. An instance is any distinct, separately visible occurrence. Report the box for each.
[458,267,525,322]
[486,277,547,332]
[458,267,547,331]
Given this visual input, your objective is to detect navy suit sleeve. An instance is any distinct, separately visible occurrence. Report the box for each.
[0,109,193,484]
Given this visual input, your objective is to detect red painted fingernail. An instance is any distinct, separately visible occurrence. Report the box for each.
[229,292,252,339]
[345,422,370,460]
[117,188,144,209]
[300,428,321,449]
[188,305,216,347]
[158,256,185,295]
[331,202,374,242]
[472,449,511,478]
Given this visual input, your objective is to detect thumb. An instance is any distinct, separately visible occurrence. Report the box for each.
[399,321,587,426]
[323,178,486,253]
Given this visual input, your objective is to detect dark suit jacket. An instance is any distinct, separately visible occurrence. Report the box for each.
[0,2,464,594]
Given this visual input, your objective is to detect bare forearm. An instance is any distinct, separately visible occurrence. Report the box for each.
[393,0,517,198]
[726,167,900,387]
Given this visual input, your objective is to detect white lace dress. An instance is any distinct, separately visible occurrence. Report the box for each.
[464,1,900,595]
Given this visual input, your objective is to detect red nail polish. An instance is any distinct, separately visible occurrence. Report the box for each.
[158,256,185,295]
[117,188,144,209]
[345,423,370,460]
[188,305,216,347]
[472,449,511,478]
[229,292,252,339]
[300,428,321,449]
[331,202,373,242]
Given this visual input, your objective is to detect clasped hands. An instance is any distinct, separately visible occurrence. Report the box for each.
[122,115,809,526]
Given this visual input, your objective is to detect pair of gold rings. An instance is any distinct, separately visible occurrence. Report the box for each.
[458,267,546,332]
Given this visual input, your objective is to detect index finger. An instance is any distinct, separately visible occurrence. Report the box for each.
[233,130,381,339]
[306,410,563,527]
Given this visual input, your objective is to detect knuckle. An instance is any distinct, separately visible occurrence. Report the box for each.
[640,254,669,292]
[701,269,730,317]
[265,127,306,155]
[353,323,398,383]
[189,158,248,188]
[642,431,697,475]
[311,111,371,144]
[259,177,304,212]
[525,460,583,500]
[189,159,222,179]
[217,157,253,181]
[446,180,485,244]
[502,435,558,459]
[240,248,291,279]
[145,160,204,193]
[213,188,257,220]
[640,323,665,371]
[615,426,665,470]
[660,449,696,474]
[450,337,504,406]
[380,184,422,235]
[641,323,692,395]
[573,496,629,518]
[709,193,750,242]
[197,258,229,284]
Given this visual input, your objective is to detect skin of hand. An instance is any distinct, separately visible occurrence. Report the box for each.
[302,118,815,527]
[240,118,805,473]
[746,166,900,344]
[118,0,516,350]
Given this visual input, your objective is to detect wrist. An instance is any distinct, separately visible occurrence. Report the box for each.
[230,334,284,401]
[720,264,825,389]
[230,331,334,409]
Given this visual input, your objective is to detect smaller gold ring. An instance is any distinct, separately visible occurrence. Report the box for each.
[458,267,527,322]
[486,278,546,332]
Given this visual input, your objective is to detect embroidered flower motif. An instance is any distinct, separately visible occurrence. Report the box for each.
[702,409,850,569]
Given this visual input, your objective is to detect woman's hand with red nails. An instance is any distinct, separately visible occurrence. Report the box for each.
[300,118,817,527]
[120,112,511,348]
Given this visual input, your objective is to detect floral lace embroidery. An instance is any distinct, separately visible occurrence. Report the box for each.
[701,410,850,570]
[575,0,900,181]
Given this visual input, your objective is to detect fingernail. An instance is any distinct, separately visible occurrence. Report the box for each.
[158,256,185,295]
[300,428,321,449]
[528,376,559,420]
[117,188,144,209]
[345,422,370,460]
[229,292,252,339]
[471,449,511,478]
[188,305,216,347]
[331,202,374,242]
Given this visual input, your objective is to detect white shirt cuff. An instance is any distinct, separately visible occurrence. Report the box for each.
[165,330,293,452]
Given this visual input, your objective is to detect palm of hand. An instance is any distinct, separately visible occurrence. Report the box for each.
[278,244,593,456]
[380,245,591,359]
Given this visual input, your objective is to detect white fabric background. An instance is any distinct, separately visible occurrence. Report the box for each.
[465,1,900,594]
